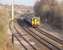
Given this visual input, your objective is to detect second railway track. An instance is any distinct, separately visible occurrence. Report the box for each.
[9,18,63,50]
[14,19,63,50]
[37,26,63,44]
[14,23,50,50]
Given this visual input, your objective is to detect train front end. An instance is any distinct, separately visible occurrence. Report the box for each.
[32,17,40,27]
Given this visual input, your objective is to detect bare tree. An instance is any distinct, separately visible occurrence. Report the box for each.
[34,0,63,30]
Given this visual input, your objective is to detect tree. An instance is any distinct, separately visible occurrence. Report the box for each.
[34,0,63,30]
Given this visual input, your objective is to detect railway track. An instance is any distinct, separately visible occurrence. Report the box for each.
[34,27,63,50]
[37,25,63,44]
[14,31,37,50]
[14,34,28,50]
[14,24,50,50]
[22,27,62,50]
[14,19,63,50]
[9,18,63,50]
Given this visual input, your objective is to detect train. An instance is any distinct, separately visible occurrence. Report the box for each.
[24,16,40,27]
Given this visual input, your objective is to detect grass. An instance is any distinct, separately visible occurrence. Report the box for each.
[0,6,18,50]
[0,6,10,50]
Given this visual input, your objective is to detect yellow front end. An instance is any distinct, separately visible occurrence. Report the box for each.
[32,17,40,27]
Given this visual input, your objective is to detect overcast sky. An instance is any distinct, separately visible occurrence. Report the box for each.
[0,0,37,6]
[14,0,37,6]
[0,0,11,5]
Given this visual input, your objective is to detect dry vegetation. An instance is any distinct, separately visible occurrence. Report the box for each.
[0,6,12,50]
[34,0,63,30]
